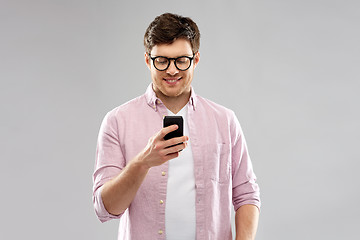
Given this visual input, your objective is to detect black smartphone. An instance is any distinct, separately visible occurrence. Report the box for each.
[163,116,183,142]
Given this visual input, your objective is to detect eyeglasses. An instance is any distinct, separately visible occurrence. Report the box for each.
[149,54,194,71]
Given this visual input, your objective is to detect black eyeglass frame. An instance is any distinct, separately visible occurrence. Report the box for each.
[148,54,195,71]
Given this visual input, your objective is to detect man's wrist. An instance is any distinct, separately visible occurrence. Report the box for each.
[132,153,151,172]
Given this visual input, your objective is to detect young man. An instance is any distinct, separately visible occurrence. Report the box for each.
[93,13,260,240]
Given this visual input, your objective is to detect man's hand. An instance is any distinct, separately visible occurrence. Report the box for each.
[101,125,188,215]
[137,124,189,169]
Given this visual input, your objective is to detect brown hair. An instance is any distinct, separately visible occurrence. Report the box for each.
[144,13,200,54]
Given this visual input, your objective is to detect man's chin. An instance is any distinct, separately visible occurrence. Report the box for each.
[160,88,183,98]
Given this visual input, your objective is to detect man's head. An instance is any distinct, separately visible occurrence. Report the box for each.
[144,13,201,102]
[144,13,200,54]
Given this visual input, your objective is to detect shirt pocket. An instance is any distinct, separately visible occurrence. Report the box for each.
[203,143,231,184]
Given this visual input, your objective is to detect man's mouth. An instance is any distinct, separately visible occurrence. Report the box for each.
[164,77,181,83]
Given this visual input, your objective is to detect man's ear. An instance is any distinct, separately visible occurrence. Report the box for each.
[145,52,151,70]
[193,51,200,68]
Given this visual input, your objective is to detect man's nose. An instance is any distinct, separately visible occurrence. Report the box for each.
[166,60,179,75]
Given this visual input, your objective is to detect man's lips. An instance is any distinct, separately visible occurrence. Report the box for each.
[163,77,182,83]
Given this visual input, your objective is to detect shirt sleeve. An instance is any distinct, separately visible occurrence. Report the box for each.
[230,111,261,212]
[92,110,125,222]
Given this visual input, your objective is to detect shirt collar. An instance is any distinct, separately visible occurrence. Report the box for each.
[145,83,197,111]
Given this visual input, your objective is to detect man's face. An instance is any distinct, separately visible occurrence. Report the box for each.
[145,38,200,100]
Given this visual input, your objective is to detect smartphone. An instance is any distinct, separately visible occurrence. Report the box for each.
[163,116,183,146]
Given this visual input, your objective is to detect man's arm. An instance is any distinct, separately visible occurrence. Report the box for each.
[101,125,188,215]
[235,204,259,240]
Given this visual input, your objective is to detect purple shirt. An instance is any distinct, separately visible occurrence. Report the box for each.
[93,84,260,240]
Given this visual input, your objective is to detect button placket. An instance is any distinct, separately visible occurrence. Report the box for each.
[157,160,168,239]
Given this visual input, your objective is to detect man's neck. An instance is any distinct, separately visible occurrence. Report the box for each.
[156,91,191,114]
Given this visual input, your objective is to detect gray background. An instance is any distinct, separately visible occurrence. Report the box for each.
[1,0,359,239]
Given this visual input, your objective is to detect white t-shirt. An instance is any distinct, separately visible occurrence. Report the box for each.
[165,106,196,239]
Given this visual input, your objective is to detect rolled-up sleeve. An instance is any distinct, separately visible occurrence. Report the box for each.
[93,110,125,222]
[230,111,261,211]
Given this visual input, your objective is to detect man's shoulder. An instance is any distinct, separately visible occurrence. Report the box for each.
[105,94,147,118]
[195,95,234,116]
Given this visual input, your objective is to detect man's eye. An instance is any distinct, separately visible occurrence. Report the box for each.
[156,58,168,64]
[177,58,188,64]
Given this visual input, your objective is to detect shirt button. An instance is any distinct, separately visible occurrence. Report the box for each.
[158,230,163,235]
[160,200,164,204]
[161,171,166,176]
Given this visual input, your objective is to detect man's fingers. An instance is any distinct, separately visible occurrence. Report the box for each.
[163,141,188,155]
[164,136,188,148]
[157,124,178,139]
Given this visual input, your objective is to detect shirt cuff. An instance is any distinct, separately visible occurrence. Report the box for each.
[93,185,123,222]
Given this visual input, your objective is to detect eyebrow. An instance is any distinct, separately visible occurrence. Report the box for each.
[150,53,194,57]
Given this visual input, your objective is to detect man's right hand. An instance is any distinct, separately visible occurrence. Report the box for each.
[137,124,189,169]
[101,125,188,215]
